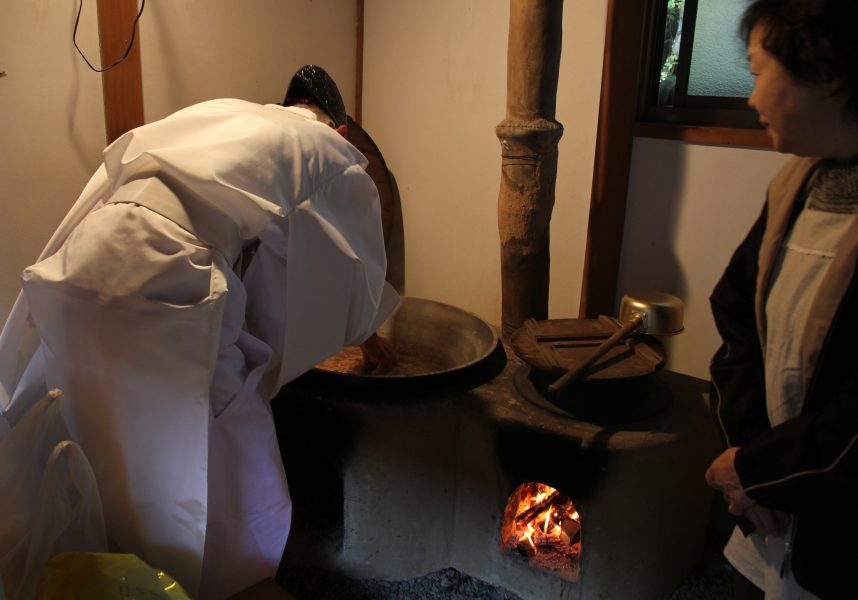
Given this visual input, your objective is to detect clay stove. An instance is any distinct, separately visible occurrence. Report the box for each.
[272,342,720,600]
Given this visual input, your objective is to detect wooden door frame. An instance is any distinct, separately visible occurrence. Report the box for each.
[578,0,647,318]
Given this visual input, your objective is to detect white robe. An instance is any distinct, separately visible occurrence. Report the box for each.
[0,100,398,598]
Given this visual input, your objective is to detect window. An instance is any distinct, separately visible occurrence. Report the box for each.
[637,0,763,131]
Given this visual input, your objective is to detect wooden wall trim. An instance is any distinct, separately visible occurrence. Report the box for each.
[634,121,773,148]
[579,0,646,318]
[355,0,365,124]
[97,0,144,144]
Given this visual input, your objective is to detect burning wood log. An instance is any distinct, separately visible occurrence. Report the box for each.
[515,489,560,523]
[516,537,537,558]
[562,517,581,544]
[533,530,565,551]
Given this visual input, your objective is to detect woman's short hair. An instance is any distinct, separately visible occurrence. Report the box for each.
[741,0,858,119]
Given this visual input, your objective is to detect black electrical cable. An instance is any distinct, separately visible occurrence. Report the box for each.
[73,0,146,73]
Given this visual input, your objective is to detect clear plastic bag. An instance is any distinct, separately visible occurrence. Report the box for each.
[0,390,107,600]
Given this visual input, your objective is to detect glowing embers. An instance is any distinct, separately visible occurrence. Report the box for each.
[500,483,581,581]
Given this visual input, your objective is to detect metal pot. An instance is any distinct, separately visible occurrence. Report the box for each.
[313,296,499,382]
[617,291,684,336]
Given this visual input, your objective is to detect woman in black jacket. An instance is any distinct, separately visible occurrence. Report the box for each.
[704,1,858,598]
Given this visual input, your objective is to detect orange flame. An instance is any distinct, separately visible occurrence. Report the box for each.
[504,482,581,581]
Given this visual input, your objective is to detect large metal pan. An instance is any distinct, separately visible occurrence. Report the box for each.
[313,296,499,382]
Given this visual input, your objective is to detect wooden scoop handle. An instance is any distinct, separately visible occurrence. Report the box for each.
[547,313,644,395]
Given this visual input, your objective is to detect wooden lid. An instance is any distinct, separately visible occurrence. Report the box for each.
[510,316,666,381]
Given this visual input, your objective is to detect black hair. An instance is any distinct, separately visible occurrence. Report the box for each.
[282,65,347,128]
[740,0,858,119]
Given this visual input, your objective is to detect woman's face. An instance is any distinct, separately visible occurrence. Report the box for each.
[747,23,848,157]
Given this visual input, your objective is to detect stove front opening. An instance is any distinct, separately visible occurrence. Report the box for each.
[500,482,581,582]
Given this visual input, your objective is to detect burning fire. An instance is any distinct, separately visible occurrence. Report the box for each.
[501,483,581,581]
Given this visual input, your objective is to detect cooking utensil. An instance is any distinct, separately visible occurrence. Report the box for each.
[314,296,499,381]
[547,291,683,395]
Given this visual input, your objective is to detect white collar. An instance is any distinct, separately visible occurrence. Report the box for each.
[264,103,320,122]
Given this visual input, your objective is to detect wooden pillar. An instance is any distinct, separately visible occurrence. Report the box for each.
[578,0,646,318]
[97,0,144,144]
[496,0,564,341]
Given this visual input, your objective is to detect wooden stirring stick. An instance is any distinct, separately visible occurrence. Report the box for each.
[547,313,644,395]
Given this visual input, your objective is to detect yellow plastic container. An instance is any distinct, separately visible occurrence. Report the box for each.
[38,552,190,600]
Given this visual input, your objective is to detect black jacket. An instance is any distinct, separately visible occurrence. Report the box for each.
[710,157,858,599]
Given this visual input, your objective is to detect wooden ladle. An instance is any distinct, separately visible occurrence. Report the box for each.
[548,291,684,395]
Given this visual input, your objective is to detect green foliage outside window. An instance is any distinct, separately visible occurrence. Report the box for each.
[661,0,685,81]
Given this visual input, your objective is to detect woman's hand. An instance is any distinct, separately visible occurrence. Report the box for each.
[706,447,756,514]
[705,446,791,537]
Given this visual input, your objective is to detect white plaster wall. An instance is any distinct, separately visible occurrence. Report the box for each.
[140,0,357,122]
[0,0,356,323]
[361,0,607,327]
[617,139,792,379]
[0,0,105,322]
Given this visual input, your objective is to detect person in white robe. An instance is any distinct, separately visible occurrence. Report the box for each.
[0,65,398,598]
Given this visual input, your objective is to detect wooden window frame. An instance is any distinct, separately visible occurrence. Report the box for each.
[633,0,771,147]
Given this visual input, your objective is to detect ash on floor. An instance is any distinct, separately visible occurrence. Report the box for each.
[279,565,523,600]
[667,564,732,600]
[278,563,732,600]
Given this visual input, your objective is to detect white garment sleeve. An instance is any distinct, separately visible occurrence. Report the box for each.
[244,163,400,395]
[0,165,111,423]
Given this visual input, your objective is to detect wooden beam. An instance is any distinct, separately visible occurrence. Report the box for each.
[578,0,646,318]
[97,0,144,144]
[355,0,364,124]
